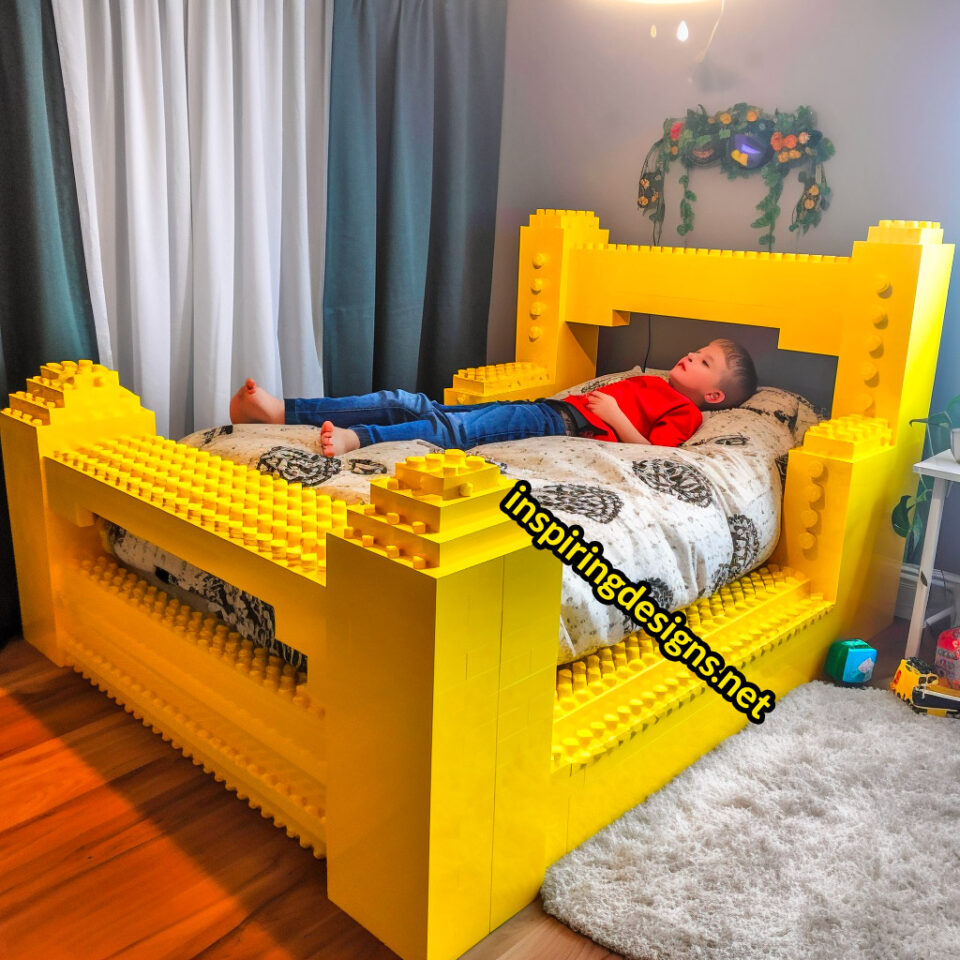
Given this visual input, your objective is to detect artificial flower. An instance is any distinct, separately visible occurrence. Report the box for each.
[798,131,810,144]
[808,185,820,196]
[719,112,732,124]
[746,110,758,122]
[671,145,678,155]
[770,132,784,151]
[778,150,790,163]
[804,198,816,209]
[670,121,684,141]
[639,196,649,207]
[640,178,650,189]
[788,149,802,160]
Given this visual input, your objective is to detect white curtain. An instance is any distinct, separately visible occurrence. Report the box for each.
[51,0,331,437]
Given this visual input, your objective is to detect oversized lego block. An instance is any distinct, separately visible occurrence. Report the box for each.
[554,600,841,858]
[443,361,553,405]
[514,210,612,390]
[324,457,562,960]
[339,451,527,572]
[41,440,337,697]
[550,566,831,770]
[57,556,327,856]
[773,419,905,640]
[1,361,156,664]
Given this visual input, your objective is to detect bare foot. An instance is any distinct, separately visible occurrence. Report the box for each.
[230,378,285,424]
[320,421,360,457]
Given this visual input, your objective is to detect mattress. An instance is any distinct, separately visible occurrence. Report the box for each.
[104,373,823,665]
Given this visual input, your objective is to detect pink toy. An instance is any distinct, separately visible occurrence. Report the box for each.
[935,627,960,689]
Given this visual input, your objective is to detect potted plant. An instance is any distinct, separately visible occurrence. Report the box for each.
[891,392,960,562]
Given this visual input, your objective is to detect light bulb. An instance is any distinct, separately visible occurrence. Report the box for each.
[677,19,689,42]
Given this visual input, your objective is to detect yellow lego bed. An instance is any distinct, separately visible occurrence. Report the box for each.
[1,212,952,960]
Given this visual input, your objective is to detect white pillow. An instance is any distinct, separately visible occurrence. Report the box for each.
[701,385,824,445]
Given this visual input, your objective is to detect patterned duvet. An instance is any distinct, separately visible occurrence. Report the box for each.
[105,370,823,665]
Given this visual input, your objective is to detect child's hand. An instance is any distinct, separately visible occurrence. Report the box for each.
[583,390,622,424]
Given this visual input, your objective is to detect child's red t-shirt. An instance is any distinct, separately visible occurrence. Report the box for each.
[563,376,702,446]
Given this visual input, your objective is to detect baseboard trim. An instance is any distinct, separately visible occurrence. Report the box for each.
[895,563,960,628]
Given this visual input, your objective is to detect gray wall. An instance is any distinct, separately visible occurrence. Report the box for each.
[489,0,960,574]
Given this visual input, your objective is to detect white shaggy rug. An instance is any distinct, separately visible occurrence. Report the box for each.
[541,682,960,960]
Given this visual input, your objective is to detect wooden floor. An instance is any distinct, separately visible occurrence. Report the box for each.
[0,618,921,960]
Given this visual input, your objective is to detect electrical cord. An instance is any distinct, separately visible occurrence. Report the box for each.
[641,313,652,372]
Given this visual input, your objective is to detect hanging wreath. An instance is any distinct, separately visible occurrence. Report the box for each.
[637,104,834,249]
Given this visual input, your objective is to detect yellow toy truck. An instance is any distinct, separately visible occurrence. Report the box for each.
[890,657,960,717]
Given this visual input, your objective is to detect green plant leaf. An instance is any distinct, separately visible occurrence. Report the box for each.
[946,393,960,428]
[891,496,912,537]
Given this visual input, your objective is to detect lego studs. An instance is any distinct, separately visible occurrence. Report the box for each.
[875,273,892,297]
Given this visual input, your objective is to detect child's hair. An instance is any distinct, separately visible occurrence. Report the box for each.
[711,338,758,408]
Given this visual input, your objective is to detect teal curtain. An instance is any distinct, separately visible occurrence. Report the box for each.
[0,0,99,644]
[323,0,508,399]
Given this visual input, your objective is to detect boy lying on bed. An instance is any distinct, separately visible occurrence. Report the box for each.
[230,338,757,456]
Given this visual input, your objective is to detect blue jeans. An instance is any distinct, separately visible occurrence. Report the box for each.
[284,389,567,449]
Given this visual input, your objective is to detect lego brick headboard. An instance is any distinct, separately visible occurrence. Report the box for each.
[508,212,953,447]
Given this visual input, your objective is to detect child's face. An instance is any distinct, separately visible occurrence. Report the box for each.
[668,342,731,407]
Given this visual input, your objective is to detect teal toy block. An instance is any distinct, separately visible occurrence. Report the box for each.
[825,638,877,685]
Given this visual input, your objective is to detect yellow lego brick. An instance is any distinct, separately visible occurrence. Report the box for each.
[42,445,335,699]
[529,209,602,231]
[1,364,157,665]
[74,554,321,725]
[55,556,327,855]
[449,362,552,399]
[393,450,502,499]
[550,566,832,768]
[325,452,563,960]
[368,475,507,527]
[867,219,944,245]
[488,545,559,930]
[63,633,327,856]
[554,604,841,858]
[333,453,534,575]
[801,415,893,460]
[7,359,145,425]
[565,241,849,357]
[325,541,505,960]
[513,210,613,390]
[49,435,348,581]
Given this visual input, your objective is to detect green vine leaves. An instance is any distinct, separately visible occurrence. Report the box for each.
[637,104,834,249]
